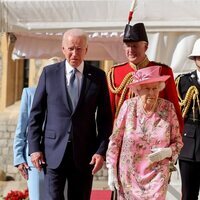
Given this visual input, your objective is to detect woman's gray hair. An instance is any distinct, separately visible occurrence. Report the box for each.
[132,82,166,95]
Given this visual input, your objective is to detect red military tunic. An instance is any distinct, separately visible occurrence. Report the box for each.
[107,56,183,134]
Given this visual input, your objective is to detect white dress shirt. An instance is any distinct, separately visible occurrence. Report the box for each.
[65,60,84,96]
[196,69,200,85]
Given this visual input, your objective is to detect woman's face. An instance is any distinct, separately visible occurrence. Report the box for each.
[138,82,160,106]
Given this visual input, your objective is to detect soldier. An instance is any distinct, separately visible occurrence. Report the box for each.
[107,22,183,133]
[176,38,200,200]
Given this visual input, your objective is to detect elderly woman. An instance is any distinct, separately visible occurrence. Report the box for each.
[106,66,183,200]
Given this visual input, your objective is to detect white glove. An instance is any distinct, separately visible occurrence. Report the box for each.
[108,168,119,191]
[148,147,172,163]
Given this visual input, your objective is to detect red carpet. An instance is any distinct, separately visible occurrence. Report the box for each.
[91,190,112,200]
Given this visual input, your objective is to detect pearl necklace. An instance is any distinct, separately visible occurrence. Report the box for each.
[139,100,157,124]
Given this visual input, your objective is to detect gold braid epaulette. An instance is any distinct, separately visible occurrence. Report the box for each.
[175,76,200,119]
[107,67,133,116]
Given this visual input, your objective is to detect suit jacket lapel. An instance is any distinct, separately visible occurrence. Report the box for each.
[82,64,93,97]
[73,63,92,112]
[59,61,72,113]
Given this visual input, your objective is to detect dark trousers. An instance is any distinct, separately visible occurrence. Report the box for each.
[179,160,200,200]
[44,142,93,200]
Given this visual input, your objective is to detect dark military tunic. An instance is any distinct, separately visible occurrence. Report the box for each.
[176,70,200,200]
[176,70,200,161]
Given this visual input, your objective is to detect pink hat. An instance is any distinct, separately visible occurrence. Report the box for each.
[128,66,170,88]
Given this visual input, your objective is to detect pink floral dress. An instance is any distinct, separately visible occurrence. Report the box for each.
[106,97,183,200]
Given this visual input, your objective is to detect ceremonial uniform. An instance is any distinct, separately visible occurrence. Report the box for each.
[107,56,183,133]
[176,70,200,200]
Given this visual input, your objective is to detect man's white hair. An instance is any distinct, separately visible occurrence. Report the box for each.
[62,29,88,47]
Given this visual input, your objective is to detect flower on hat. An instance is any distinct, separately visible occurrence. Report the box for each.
[128,66,170,88]
[132,67,158,83]
[133,71,149,83]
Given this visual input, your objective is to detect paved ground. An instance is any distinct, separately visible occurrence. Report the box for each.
[0,179,181,199]
[1,169,200,200]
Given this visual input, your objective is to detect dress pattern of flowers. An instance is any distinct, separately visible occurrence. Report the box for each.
[106,97,183,200]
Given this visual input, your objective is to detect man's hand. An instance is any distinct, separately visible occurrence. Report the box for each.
[148,147,172,163]
[31,152,45,171]
[89,154,104,175]
[17,163,29,180]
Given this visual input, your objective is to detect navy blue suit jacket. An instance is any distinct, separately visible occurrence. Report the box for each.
[28,60,113,170]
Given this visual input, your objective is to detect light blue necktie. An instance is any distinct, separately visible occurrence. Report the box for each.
[68,68,79,111]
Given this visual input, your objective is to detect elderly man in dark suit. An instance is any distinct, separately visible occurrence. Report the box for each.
[28,29,113,200]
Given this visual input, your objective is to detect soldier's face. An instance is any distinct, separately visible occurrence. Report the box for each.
[195,56,200,71]
[123,41,148,64]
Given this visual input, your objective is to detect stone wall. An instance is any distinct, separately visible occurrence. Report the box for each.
[0,103,108,182]
[0,104,19,181]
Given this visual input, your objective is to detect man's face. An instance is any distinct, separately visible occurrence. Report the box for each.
[195,56,200,71]
[123,41,148,64]
[62,36,88,67]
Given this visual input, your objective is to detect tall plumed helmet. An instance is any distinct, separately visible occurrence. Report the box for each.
[123,23,148,43]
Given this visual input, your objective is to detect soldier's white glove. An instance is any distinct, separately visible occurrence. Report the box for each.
[148,147,172,163]
[108,168,119,191]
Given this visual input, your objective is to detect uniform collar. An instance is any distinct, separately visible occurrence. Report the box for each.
[129,56,149,70]
[196,69,200,84]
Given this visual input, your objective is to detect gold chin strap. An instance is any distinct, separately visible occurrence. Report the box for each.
[175,76,200,120]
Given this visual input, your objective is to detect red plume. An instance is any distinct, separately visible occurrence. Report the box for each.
[128,0,136,24]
